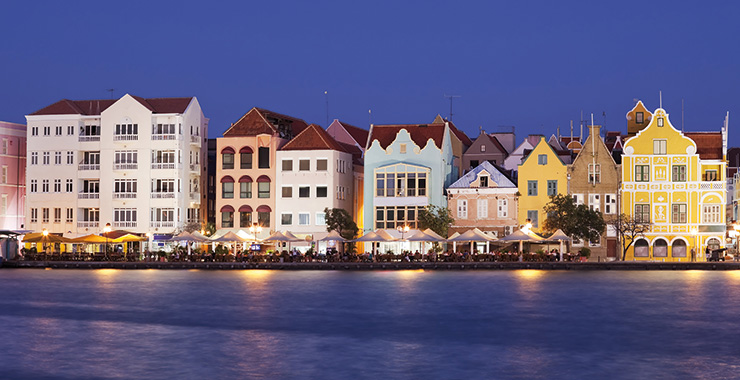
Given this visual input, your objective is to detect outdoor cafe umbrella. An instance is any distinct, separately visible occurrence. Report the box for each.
[22,232,71,244]
[406,229,446,256]
[352,231,391,255]
[546,229,572,261]
[172,231,198,256]
[497,229,545,253]
[319,230,347,242]
[447,228,496,253]
[447,231,461,252]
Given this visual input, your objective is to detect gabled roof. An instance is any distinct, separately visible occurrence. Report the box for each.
[432,114,472,146]
[449,161,517,188]
[684,132,723,160]
[30,96,193,116]
[487,134,509,155]
[224,107,308,137]
[280,124,349,152]
[337,120,369,147]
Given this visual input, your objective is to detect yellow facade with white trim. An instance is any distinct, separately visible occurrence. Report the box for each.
[517,137,568,232]
[621,107,726,261]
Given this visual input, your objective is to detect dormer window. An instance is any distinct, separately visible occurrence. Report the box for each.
[636,112,644,124]
[479,176,489,188]
[480,145,486,152]
[657,117,664,127]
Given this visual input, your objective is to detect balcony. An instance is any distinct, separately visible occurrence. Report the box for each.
[151,221,175,228]
[190,192,201,200]
[78,192,100,199]
[699,182,724,190]
[114,163,138,170]
[113,135,138,141]
[152,134,177,141]
[190,163,200,172]
[77,221,100,228]
[113,221,137,228]
[79,163,100,170]
[113,193,137,199]
[79,136,100,142]
[151,163,177,170]
[152,192,175,199]
[190,135,200,144]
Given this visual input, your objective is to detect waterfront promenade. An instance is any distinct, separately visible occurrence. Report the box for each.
[4,260,740,270]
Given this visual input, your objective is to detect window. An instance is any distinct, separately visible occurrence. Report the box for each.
[114,208,137,227]
[114,179,137,198]
[31,152,38,165]
[258,212,270,227]
[298,213,310,225]
[672,165,687,182]
[702,204,722,224]
[114,123,138,140]
[589,194,600,212]
[43,126,50,136]
[54,179,61,192]
[30,179,37,193]
[80,125,101,140]
[80,180,99,195]
[317,159,328,171]
[221,211,234,228]
[1,166,5,183]
[258,182,270,198]
[282,186,292,198]
[636,112,644,124]
[470,160,479,168]
[547,180,557,196]
[55,126,62,136]
[480,145,486,152]
[240,152,252,169]
[66,208,73,223]
[43,152,49,165]
[30,208,38,223]
[240,212,251,228]
[635,204,650,223]
[152,179,175,194]
[66,179,73,192]
[635,165,650,182]
[479,176,489,188]
[222,153,234,169]
[527,210,538,227]
[281,213,292,225]
[222,182,234,198]
[42,179,49,192]
[115,150,138,169]
[258,147,270,169]
[457,199,468,219]
[705,170,718,181]
[477,199,488,219]
[151,208,175,223]
[498,199,508,218]
[605,194,616,214]
[538,155,547,165]
[588,164,601,184]
[299,159,310,171]
[282,160,293,171]
[375,205,423,229]
[80,208,99,223]
[67,125,74,135]
[42,208,49,223]
[400,144,407,154]
[316,186,327,198]
[672,204,687,224]
[32,127,38,136]
[374,164,429,197]
[653,139,667,155]
[152,123,176,137]
[528,180,538,196]
[54,151,61,165]
[54,208,61,223]
[657,117,664,127]
[299,186,310,198]
[67,151,74,164]
[315,212,326,225]
[240,182,252,198]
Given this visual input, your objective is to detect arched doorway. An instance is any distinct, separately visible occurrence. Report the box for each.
[671,240,686,258]
[707,238,721,251]
[653,239,668,258]
[634,239,649,257]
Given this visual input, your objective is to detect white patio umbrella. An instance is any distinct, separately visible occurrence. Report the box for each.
[546,229,572,261]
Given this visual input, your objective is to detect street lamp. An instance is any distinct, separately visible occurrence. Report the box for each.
[103,222,112,261]
[249,223,262,250]
[397,224,410,254]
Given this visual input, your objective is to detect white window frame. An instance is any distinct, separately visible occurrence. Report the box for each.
[457,199,468,219]
[477,199,488,219]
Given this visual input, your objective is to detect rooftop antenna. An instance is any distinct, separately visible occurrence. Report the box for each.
[681,98,685,131]
[659,90,663,109]
[324,90,329,127]
[368,109,372,126]
[444,94,461,121]
[106,89,115,99]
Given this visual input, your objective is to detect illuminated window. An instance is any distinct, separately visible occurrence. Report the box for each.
[636,112,644,124]
[374,164,429,197]
[653,139,667,155]
[588,164,601,183]
[635,165,650,182]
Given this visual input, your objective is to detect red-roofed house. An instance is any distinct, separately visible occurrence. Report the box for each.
[326,119,369,156]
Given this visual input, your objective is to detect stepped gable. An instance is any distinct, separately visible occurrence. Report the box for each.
[224,107,308,137]
[684,132,723,160]
[30,96,193,116]
[280,124,349,152]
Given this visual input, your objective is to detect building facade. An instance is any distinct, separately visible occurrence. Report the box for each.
[0,121,26,230]
[461,132,509,173]
[517,137,568,232]
[25,94,207,235]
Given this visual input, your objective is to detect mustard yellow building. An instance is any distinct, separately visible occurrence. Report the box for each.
[621,106,726,261]
[517,137,568,232]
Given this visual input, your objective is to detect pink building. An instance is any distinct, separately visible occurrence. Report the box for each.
[0,121,26,229]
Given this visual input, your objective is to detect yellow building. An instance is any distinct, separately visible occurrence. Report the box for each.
[517,137,568,232]
[621,106,726,261]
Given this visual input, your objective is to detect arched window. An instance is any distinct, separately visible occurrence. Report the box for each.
[653,239,668,257]
[256,205,271,227]
[220,205,234,228]
[672,240,687,258]
[634,239,649,257]
[257,175,271,198]
[239,146,253,169]
[238,205,253,228]
[221,147,235,169]
[239,175,253,198]
[221,176,234,199]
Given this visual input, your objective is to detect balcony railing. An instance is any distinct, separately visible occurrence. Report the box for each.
[151,221,175,228]
[113,135,138,141]
[114,163,138,170]
[79,163,100,170]
[113,221,137,228]
[190,192,201,200]
[190,163,200,172]
[78,192,100,199]
[152,192,175,199]
[77,221,100,228]
[151,163,177,169]
[79,136,100,142]
[152,134,177,141]
[699,182,724,190]
[113,193,137,199]
[190,135,200,143]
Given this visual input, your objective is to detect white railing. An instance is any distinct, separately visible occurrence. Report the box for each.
[78,192,100,199]
[151,221,175,228]
[190,164,200,171]
[151,163,176,169]
[113,135,138,141]
[113,193,137,199]
[77,221,99,228]
[114,163,138,170]
[699,182,724,190]
[152,192,175,199]
[79,136,100,142]
[79,164,100,170]
[152,134,177,141]
[190,135,199,143]
[113,221,137,228]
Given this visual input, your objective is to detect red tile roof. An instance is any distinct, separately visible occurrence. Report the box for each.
[338,121,369,147]
[224,107,308,137]
[685,132,723,160]
[446,121,473,146]
[280,124,350,152]
[30,96,193,115]
[369,123,447,150]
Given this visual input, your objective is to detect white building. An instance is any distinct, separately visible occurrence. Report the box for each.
[275,124,358,252]
[25,94,208,235]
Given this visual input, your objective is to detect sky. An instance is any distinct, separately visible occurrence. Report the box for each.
[2,0,739,146]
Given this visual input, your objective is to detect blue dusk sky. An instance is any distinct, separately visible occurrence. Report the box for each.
[2,1,739,146]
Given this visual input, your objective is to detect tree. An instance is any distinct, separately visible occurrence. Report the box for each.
[324,208,359,252]
[606,213,651,261]
[543,194,606,244]
[418,205,455,253]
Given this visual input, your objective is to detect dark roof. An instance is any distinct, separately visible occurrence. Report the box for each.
[338,121,369,147]
[280,124,350,152]
[447,121,473,146]
[488,134,509,155]
[685,132,723,160]
[224,107,308,137]
[30,96,193,115]
[369,123,447,150]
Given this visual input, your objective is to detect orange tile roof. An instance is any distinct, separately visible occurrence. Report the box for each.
[685,132,723,160]
[224,107,308,137]
[369,123,447,150]
[30,97,193,115]
[280,124,350,152]
[338,121,369,147]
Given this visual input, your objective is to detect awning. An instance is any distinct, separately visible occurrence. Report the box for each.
[221,147,235,154]
[238,175,253,183]
[256,175,271,183]
[220,176,235,183]
[256,205,272,212]
[238,205,253,213]
[220,205,235,213]
[239,146,253,154]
